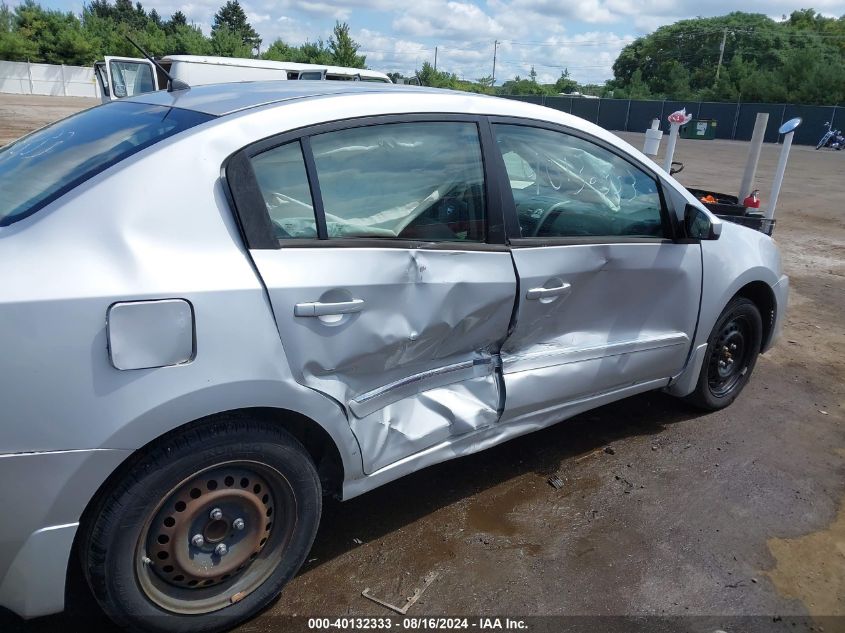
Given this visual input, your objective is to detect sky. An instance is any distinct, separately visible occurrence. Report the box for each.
[33,1,845,84]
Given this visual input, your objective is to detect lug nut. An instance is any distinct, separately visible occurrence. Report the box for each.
[191,534,205,547]
[233,518,245,531]
[730,343,737,351]
[214,543,228,556]
[209,507,223,521]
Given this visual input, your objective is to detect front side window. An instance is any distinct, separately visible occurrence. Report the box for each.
[309,121,487,241]
[0,102,213,227]
[493,124,665,239]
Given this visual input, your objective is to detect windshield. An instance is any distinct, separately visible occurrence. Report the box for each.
[0,101,214,227]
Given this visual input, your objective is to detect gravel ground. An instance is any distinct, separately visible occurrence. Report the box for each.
[1,95,842,632]
[0,94,98,145]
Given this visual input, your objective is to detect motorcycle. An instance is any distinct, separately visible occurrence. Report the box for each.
[815,121,844,150]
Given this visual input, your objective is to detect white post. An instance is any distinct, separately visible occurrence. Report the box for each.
[643,118,662,156]
[60,64,68,96]
[738,112,768,201]
[26,59,33,94]
[766,131,794,220]
[662,121,681,172]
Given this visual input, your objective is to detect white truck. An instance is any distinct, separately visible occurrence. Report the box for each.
[93,54,391,101]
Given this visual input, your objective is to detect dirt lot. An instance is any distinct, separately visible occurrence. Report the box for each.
[0,94,98,145]
[2,95,843,631]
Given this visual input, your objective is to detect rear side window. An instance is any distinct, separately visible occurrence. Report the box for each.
[309,121,486,241]
[250,141,317,239]
[0,102,213,227]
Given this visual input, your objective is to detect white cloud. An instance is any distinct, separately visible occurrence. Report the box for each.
[297,1,352,20]
[392,1,505,39]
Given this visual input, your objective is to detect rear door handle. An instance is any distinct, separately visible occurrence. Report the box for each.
[526,283,571,300]
[294,299,365,317]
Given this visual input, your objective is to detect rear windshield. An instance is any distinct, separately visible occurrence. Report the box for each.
[0,101,214,227]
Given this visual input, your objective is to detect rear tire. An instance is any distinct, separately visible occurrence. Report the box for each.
[80,417,321,633]
[685,297,762,411]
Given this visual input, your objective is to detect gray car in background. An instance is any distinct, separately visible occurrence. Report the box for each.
[0,82,788,632]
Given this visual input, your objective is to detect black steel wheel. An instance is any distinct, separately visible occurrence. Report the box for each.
[685,297,762,411]
[81,417,321,633]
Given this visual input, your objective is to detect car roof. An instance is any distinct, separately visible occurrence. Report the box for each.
[123,81,454,116]
[119,81,667,184]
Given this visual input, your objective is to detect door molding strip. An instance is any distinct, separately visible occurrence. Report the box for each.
[349,357,493,418]
[501,333,689,375]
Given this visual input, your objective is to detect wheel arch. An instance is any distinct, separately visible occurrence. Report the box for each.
[667,276,777,398]
[84,407,349,518]
[67,405,351,611]
[734,280,776,352]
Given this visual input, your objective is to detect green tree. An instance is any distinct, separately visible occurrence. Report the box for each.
[416,61,457,88]
[211,0,259,54]
[210,24,252,57]
[0,2,38,60]
[295,40,332,64]
[166,10,187,31]
[14,1,93,64]
[553,69,577,93]
[262,38,297,61]
[499,74,546,96]
[654,60,693,99]
[166,23,208,55]
[328,21,365,67]
[610,10,845,104]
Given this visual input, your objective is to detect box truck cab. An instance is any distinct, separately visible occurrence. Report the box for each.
[93,54,391,102]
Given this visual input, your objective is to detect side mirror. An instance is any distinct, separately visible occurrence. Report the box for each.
[684,204,722,240]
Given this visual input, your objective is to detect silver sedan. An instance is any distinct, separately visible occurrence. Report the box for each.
[0,82,788,632]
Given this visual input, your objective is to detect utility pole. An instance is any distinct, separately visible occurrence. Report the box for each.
[434,46,438,72]
[714,27,728,84]
[491,40,498,87]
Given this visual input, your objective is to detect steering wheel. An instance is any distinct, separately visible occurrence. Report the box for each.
[532,201,608,237]
[543,156,621,212]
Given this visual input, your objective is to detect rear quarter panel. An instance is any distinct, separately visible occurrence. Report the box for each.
[0,117,361,481]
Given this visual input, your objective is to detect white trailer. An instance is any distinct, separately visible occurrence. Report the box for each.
[94,54,391,102]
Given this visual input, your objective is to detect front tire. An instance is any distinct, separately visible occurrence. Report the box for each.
[80,417,321,633]
[685,297,762,411]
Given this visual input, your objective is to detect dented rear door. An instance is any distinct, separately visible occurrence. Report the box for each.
[232,117,516,473]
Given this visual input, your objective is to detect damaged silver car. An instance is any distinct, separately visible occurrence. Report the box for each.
[0,82,788,632]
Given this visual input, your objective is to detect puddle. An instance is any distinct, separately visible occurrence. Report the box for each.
[765,461,845,616]
[465,483,529,537]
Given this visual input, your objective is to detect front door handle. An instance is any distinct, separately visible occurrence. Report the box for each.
[526,283,571,300]
[294,299,365,317]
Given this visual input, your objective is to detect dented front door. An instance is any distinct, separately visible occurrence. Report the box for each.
[242,119,515,473]
[490,121,702,425]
